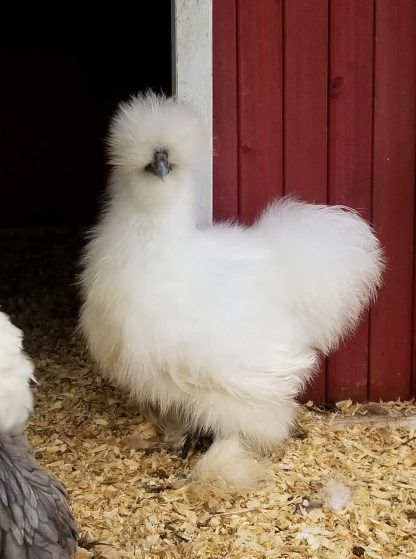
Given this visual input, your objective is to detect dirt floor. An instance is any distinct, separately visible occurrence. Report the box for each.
[1,228,415,559]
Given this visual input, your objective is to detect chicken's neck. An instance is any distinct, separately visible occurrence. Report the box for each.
[113,185,197,242]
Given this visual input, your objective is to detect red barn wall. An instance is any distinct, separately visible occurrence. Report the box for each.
[213,0,416,404]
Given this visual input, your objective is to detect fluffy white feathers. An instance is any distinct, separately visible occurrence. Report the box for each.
[79,92,384,487]
[189,439,265,489]
[0,311,34,433]
[323,479,352,512]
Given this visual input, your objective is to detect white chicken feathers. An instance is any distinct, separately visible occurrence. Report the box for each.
[79,93,384,486]
[0,311,34,433]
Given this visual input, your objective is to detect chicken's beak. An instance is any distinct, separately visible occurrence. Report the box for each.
[153,149,171,181]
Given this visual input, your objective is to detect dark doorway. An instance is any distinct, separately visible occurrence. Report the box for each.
[0,3,172,228]
[0,4,172,348]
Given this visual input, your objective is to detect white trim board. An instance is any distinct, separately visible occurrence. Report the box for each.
[172,0,213,226]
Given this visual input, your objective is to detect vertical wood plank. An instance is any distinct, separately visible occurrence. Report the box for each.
[283,0,328,202]
[283,0,328,404]
[370,0,416,401]
[237,0,283,224]
[172,0,213,226]
[326,0,375,403]
[213,0,238,221]
[413,212,416,397]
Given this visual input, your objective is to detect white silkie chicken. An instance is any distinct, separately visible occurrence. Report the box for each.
[79,93,384,487]
[0,311,78,557]
[0,310,34,433]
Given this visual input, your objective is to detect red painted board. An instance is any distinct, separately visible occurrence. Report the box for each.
[283,0,328,203]
[413,211,416,397]
[283,0,329,404]
[326,0,375,403]
[213,0,239,222]
[369,0,416,401]
[237,0,284,224]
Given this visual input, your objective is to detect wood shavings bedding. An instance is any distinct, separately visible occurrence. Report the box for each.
[1,228,415,559]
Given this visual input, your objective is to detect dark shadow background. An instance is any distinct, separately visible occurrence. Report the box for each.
[0,3,172,228]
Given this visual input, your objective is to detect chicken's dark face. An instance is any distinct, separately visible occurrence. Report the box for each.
[108,93,206,198]
[144,148,173,181]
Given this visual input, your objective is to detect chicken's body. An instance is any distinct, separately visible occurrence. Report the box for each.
[0,311,78,557]
[79,93,384,486]
[0,431,78,559]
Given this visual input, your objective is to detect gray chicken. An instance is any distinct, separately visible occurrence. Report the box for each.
[0,311,77,558]
[0,431,78,559]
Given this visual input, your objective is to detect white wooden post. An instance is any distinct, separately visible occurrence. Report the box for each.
[172,0,213,226]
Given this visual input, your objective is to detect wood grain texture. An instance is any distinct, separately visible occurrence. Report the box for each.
[213,0,238,222]
[283,0,328,202]
[326,0,375,403]
[369,0,416,401]
[212,0,416,403]
[237,0,283,224]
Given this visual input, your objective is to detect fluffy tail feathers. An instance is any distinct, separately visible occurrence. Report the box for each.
[256,197,385,354]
